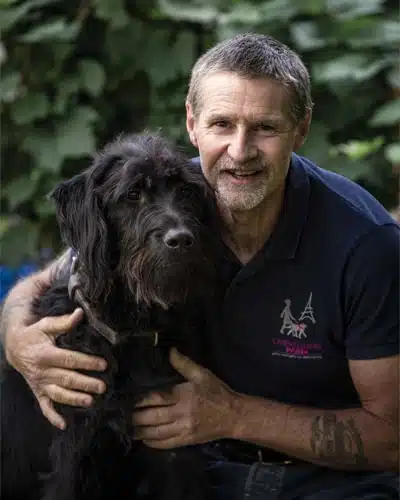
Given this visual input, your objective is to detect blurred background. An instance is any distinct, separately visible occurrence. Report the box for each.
[1,0,399,298]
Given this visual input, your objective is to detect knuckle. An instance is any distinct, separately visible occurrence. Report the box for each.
[38,317,51,331]
[60,373,74,389]
[28,367,42,385]
[63,353,76,369]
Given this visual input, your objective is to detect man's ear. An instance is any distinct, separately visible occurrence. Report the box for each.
[186,101,199,148]
[293,109,312,151]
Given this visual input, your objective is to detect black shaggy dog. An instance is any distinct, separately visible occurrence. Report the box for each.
[1,134,225,500]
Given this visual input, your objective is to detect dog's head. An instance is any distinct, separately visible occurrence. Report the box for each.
[50,133,222,308]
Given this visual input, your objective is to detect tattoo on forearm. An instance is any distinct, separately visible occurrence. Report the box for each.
[310,413,367,466]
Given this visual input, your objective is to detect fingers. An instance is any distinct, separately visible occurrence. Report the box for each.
[169,348,207,383]
[39,346,107,372]
[45,384,93,408]
[134,422,180,443]
[38,308,84,339]
[133,406,175,427]
[42,367,106,394]
[37,395,66,430]
[136,390,177,408]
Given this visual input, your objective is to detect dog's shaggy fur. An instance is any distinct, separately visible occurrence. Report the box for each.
[1,134,225,500]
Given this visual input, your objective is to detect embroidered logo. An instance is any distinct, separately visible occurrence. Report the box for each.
[271,293,322,360]
[279,292,315,339]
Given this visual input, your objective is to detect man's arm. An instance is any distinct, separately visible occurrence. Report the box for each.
[133,225,399,471]
[133,350,399,472]
[0,250,107,429]
[230,355,398,471]
[1,257,57,349]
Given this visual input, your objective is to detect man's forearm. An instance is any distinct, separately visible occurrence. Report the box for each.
[0,251,71,346]
[0,268,51,344]
[230,394,398,471]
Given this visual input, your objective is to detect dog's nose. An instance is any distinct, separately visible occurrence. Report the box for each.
[163,228,194,249]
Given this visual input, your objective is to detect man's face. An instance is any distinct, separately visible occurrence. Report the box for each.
[186,72,310,213]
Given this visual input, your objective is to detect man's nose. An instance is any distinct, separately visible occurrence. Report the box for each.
[227,130,257,163]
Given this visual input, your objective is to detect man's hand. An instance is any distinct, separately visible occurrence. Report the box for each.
[132,348,240,449]
[6,308,107,430]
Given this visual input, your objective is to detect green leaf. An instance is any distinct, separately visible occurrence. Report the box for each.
[299,0,326,15]
[325,157,372,181]
[34,196,56,217]
[346,20,400,48]
[3,176,38,210]
[0,71,21,103]
[298,121,331,165]
[386,67,400,90]
[56,107,98,158]
[290,22,330,50]
[22,132,62,172]
[259,0,299,21]
[18,19,79,43]
[53,77,80,114]
[0,1,39,32]
[0,0,19,6]
[326,0,384,20]
[0,215,16,238]
[0,219,39,266]
[10,92,49,124]
[219,3,263,25]
[78,60,106,97]
[369,99,400,127]
[313,54,389,82]
[93,0,130,28]
[332,137,384,160]
[385,143,400,164]
[135,31,183,85]
[0,40,6,65]
[158,0,217,23]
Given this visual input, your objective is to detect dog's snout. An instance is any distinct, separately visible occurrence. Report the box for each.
[163,228,194,250]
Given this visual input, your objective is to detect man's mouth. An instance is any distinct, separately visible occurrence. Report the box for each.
[223,169,263,181]
[230,170,260,177]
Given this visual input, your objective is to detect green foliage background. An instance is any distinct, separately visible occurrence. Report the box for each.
[1,0,399,265]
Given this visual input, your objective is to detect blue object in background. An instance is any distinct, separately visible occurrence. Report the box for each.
[0,263,39,302]
[0,249,54,302]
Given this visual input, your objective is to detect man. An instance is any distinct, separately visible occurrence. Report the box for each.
[1,33,399,499]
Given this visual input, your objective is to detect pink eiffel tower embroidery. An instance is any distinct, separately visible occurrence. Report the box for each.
[280,293,315,339]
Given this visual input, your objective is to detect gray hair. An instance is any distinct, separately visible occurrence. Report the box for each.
[187,33,313,123]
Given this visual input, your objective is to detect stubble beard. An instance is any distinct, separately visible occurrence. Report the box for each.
[215,159,270,211]
[216,179,269,211]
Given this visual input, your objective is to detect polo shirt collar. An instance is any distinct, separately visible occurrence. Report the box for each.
[260,153,310,261]
[191,153,310,261]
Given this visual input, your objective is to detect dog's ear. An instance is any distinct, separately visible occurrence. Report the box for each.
[49,172,111,302]
[49,173,87,247]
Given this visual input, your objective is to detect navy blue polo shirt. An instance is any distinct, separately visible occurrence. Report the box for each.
[197,153,399,410]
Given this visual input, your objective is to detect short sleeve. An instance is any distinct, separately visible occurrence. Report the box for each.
[344,223,399,359]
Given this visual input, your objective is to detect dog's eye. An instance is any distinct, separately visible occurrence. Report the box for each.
[127,189,141,201]
[180,186,193,197]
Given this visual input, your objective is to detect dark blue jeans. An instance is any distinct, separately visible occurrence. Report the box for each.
[205,452,399,499]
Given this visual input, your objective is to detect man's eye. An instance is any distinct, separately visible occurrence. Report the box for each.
[213,121,229,128]
[256,123,275,132]
[127,189,141,201]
